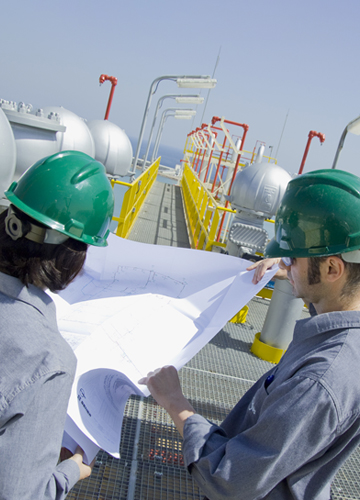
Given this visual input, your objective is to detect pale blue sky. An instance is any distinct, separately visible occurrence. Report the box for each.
[2,0,360,175]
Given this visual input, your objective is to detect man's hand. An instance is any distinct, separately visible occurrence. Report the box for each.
[139,366,196,437]
[247,258,286,284]
[68,446,95,481]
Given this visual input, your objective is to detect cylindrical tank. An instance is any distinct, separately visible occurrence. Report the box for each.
[3,103,95,177]
[2,101,62,177]
[87,120,133,177]
[42,106,95,157]
[0,108,16,198]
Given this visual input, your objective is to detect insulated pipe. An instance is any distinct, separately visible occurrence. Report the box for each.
[254,144,265,163]
[204,125,221,183]
[194,131,207,174]
[210,133,229,193]
[260,279,304,350]
[99,74,118,120]
[197,129,212,181]
[298,130,325,175]
[189,134,198,170]
[188,129,201,169]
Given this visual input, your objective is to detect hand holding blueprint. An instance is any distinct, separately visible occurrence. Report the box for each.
[52,233,277,463]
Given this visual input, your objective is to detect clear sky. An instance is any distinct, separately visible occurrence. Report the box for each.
[2,0,360,176]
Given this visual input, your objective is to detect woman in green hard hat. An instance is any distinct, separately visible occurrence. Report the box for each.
[140,169,360,500]
[0,151,114,499]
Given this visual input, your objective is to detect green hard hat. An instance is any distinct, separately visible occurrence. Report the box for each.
[265,169,360,259]
[5,150,115,247]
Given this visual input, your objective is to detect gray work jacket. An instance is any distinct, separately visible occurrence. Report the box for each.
[0,272,79,499]
[183,310,360,499]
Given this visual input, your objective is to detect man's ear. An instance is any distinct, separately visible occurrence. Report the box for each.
[323,256,346,283]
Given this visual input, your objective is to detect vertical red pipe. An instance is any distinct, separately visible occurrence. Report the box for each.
[99,74,118,120]
[298,130,325,175]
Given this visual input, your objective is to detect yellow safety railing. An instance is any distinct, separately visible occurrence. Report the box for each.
[111,158,160,238]
[181,163,235,251]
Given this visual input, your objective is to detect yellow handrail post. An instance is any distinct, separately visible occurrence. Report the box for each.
[180,163,236,252]
[111,158,160,239]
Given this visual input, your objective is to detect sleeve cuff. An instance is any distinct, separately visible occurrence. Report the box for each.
[56,458,81,491]
[183,414,226,468]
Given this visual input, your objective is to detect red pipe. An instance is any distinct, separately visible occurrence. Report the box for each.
[210,117,249,195]
[99,74,118,120]
[188,131,199,170]
[210,117,249,242]
[298,130,325,175]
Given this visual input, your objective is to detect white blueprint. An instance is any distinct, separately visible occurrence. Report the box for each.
[50,233,277,462]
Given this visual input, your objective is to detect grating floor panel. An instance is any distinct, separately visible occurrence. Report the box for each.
[128,182,190,248]
[133,462,203,500]
[66,453,130,500]
[68,180,360,500]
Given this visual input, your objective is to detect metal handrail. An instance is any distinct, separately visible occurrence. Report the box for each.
[111,158,160,238]
[181,163,235,251]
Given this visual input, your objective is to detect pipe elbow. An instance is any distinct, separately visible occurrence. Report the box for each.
[99,74,108,84]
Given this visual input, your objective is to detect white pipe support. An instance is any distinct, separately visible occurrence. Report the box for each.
[260,279,304,350]
[220,116,242,155]
[207,123,224,152]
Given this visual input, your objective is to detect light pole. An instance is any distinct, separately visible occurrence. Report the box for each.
[130,75,216,175]
[142,94,204,170]
[151,109,196,163]
[332,114,360,169]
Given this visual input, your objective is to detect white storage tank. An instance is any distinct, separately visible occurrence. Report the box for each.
[42,106,95,157]
[228,162,292,219]
[87,120,133,177]
[1,101,64,177]
[226,162,292,258]
[0,107,16,199]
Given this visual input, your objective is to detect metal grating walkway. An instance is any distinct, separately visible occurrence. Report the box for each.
[67,180,360,500]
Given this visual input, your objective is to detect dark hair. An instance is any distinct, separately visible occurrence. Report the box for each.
[308,255,360,299]
[0,209,87,292]
[307,257,327,285]
[341,260,360,300]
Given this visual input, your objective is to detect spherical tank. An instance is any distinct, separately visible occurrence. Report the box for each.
[42,106,95,157]
[0,108,16,197]
[87,120,133,177]
[229,162,292,218]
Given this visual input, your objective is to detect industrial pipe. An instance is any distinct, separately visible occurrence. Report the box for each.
[99,74,118,120]
[298,130,325,175]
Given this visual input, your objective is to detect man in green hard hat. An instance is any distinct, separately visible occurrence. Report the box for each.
[0,151,114,499]
[140,169,360,500]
